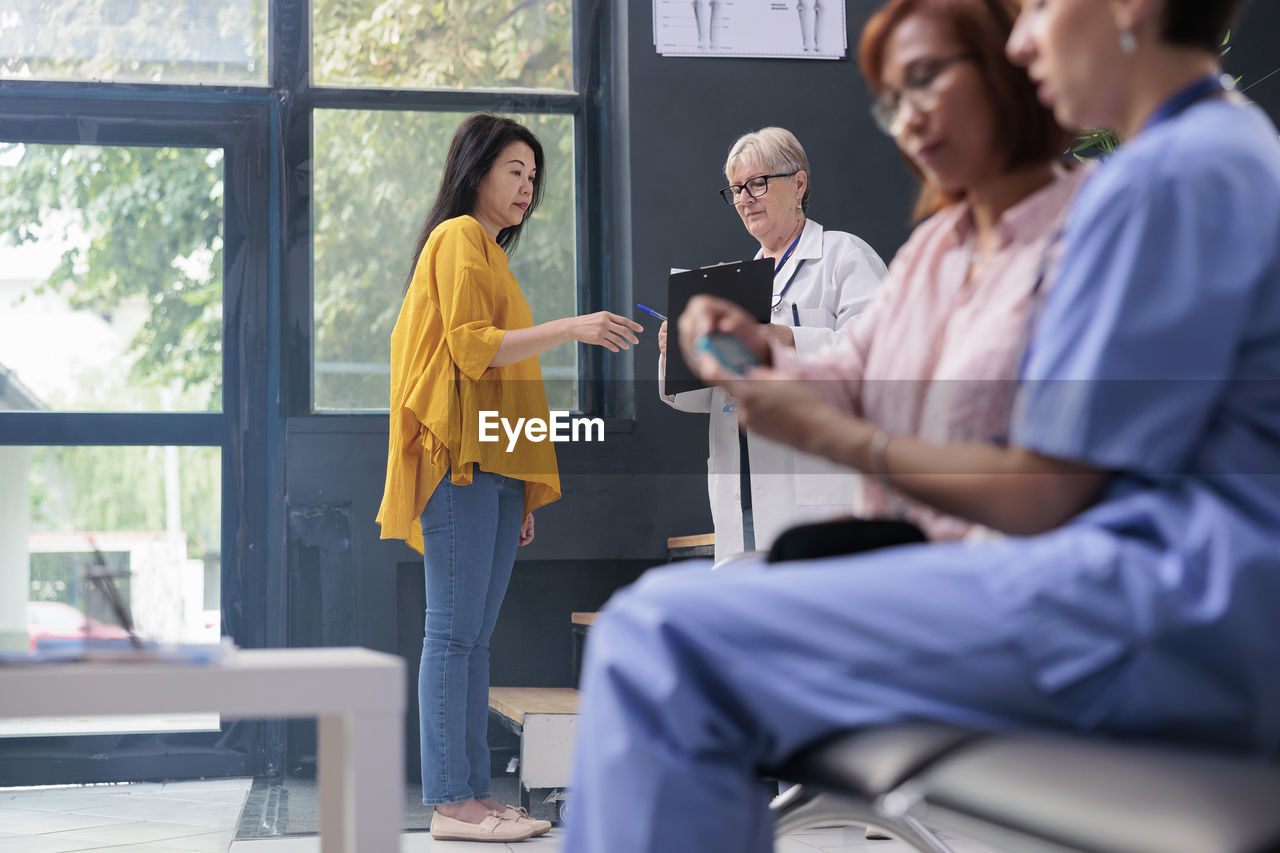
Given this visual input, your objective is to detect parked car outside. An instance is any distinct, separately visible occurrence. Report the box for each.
[26,600,133,653]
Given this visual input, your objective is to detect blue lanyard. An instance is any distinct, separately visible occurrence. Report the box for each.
[774,230,803,276]
[772,259,807,313]
[1141,73,1231,134]
[770,229,806,313]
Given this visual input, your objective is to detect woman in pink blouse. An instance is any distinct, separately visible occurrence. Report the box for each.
[681,0,1083,543]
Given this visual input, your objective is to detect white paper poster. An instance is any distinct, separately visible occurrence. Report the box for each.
[654,0,847,60]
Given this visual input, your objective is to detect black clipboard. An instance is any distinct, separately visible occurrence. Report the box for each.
[665,257,773,394]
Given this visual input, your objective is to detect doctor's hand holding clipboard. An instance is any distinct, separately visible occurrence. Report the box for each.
[662,258,773,395]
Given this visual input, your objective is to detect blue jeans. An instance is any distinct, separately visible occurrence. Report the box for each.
[419,468,525,805]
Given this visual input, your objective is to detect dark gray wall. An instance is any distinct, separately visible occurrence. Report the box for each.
[623,4,912,297]
[1232,3,1280,121]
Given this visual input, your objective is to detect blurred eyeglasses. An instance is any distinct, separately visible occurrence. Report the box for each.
[871,53,977,137]
[720,172,797,206]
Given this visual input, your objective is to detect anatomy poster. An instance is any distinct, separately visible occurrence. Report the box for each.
[654,0,847,59]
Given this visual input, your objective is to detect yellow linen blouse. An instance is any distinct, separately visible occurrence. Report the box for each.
[376,215,562,554]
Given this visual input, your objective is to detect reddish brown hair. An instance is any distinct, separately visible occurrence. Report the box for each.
[859,0,1070,221]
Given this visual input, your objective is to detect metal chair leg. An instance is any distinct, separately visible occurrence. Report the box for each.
[771,785,960,853]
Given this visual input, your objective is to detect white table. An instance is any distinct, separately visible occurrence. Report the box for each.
[0,646,405,853]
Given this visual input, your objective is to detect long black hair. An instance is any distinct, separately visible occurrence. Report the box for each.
[403,113,545,294]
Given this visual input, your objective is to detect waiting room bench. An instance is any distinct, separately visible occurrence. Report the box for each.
[666,532,716,560]
[571,531,1280,850]
[770,721,1280,853]
[488,686,579,825]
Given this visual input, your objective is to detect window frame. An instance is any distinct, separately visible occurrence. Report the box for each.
[0,89,275,783]
[0,0,620,785]
[281,0,616,417]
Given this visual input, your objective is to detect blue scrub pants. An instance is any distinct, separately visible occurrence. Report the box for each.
[419,468,525,805]
[563,528,1250,853]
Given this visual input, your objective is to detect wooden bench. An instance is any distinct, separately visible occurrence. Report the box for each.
[488,686,579,824]
[493,537,713,823]
[667,532,715,560]
[570,534,711,680]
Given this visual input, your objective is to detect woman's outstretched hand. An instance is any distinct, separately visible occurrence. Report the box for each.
[569,312,643,352]
[490,311,642,367]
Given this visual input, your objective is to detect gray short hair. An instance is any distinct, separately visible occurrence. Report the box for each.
[724,127,812,212]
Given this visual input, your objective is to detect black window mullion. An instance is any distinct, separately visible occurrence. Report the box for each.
[0,413,223,446]
[300,87,579,113]
[576,0,613,417]
[0,90,275,782]
[0,95,270,147]
[292,1,598,416]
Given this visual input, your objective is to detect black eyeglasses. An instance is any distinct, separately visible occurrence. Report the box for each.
[719,172,797,206]
[871,53,977,136]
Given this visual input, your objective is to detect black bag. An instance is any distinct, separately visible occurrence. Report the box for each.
[766,517,927,564]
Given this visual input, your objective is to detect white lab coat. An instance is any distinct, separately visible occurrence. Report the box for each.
[659,219,887,562]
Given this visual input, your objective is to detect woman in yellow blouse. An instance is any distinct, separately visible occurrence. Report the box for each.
[376,114,641,843]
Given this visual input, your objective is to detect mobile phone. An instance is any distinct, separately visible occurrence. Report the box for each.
[695,333,759,375]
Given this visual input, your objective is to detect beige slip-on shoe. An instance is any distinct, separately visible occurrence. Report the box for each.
[865,824,892,840]
[503,805,552,837]
[429,809,535,842]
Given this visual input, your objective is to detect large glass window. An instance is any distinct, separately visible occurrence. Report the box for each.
[312,110,578,412]
[307,0,584,414]
[0,443,221,737]
[312,0,572,91]
[0,143,224,413]
[0,0,601,780]
[22,445,222,645]
[0,0,267,84]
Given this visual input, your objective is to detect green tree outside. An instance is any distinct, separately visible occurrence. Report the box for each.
[0,0,579,567]
[2,0,578,414]
[313,109,577,411]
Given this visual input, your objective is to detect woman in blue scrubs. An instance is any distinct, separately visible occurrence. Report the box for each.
[565,0,1280,850]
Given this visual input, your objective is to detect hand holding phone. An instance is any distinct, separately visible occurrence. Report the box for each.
[694,332,760,376]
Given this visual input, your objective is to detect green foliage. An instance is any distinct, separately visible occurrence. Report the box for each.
[308,0,578,409]
[1,1,578,413]
[29,445,221,559]
[313,0,572,91]
[0,0,266,84]
[0,0,579,578]
[312,110,578,410]
[1069,128,1118,162]
[0,143,223,411]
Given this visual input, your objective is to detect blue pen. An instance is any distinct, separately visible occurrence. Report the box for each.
[636,303,668,321]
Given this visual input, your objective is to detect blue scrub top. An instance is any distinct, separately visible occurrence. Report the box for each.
[1009,97,1280,751]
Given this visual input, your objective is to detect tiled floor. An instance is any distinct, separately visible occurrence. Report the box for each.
[0,778,246,852]
[0,779,995,852]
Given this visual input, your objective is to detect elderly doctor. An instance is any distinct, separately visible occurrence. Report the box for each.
[659,127,887,561]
